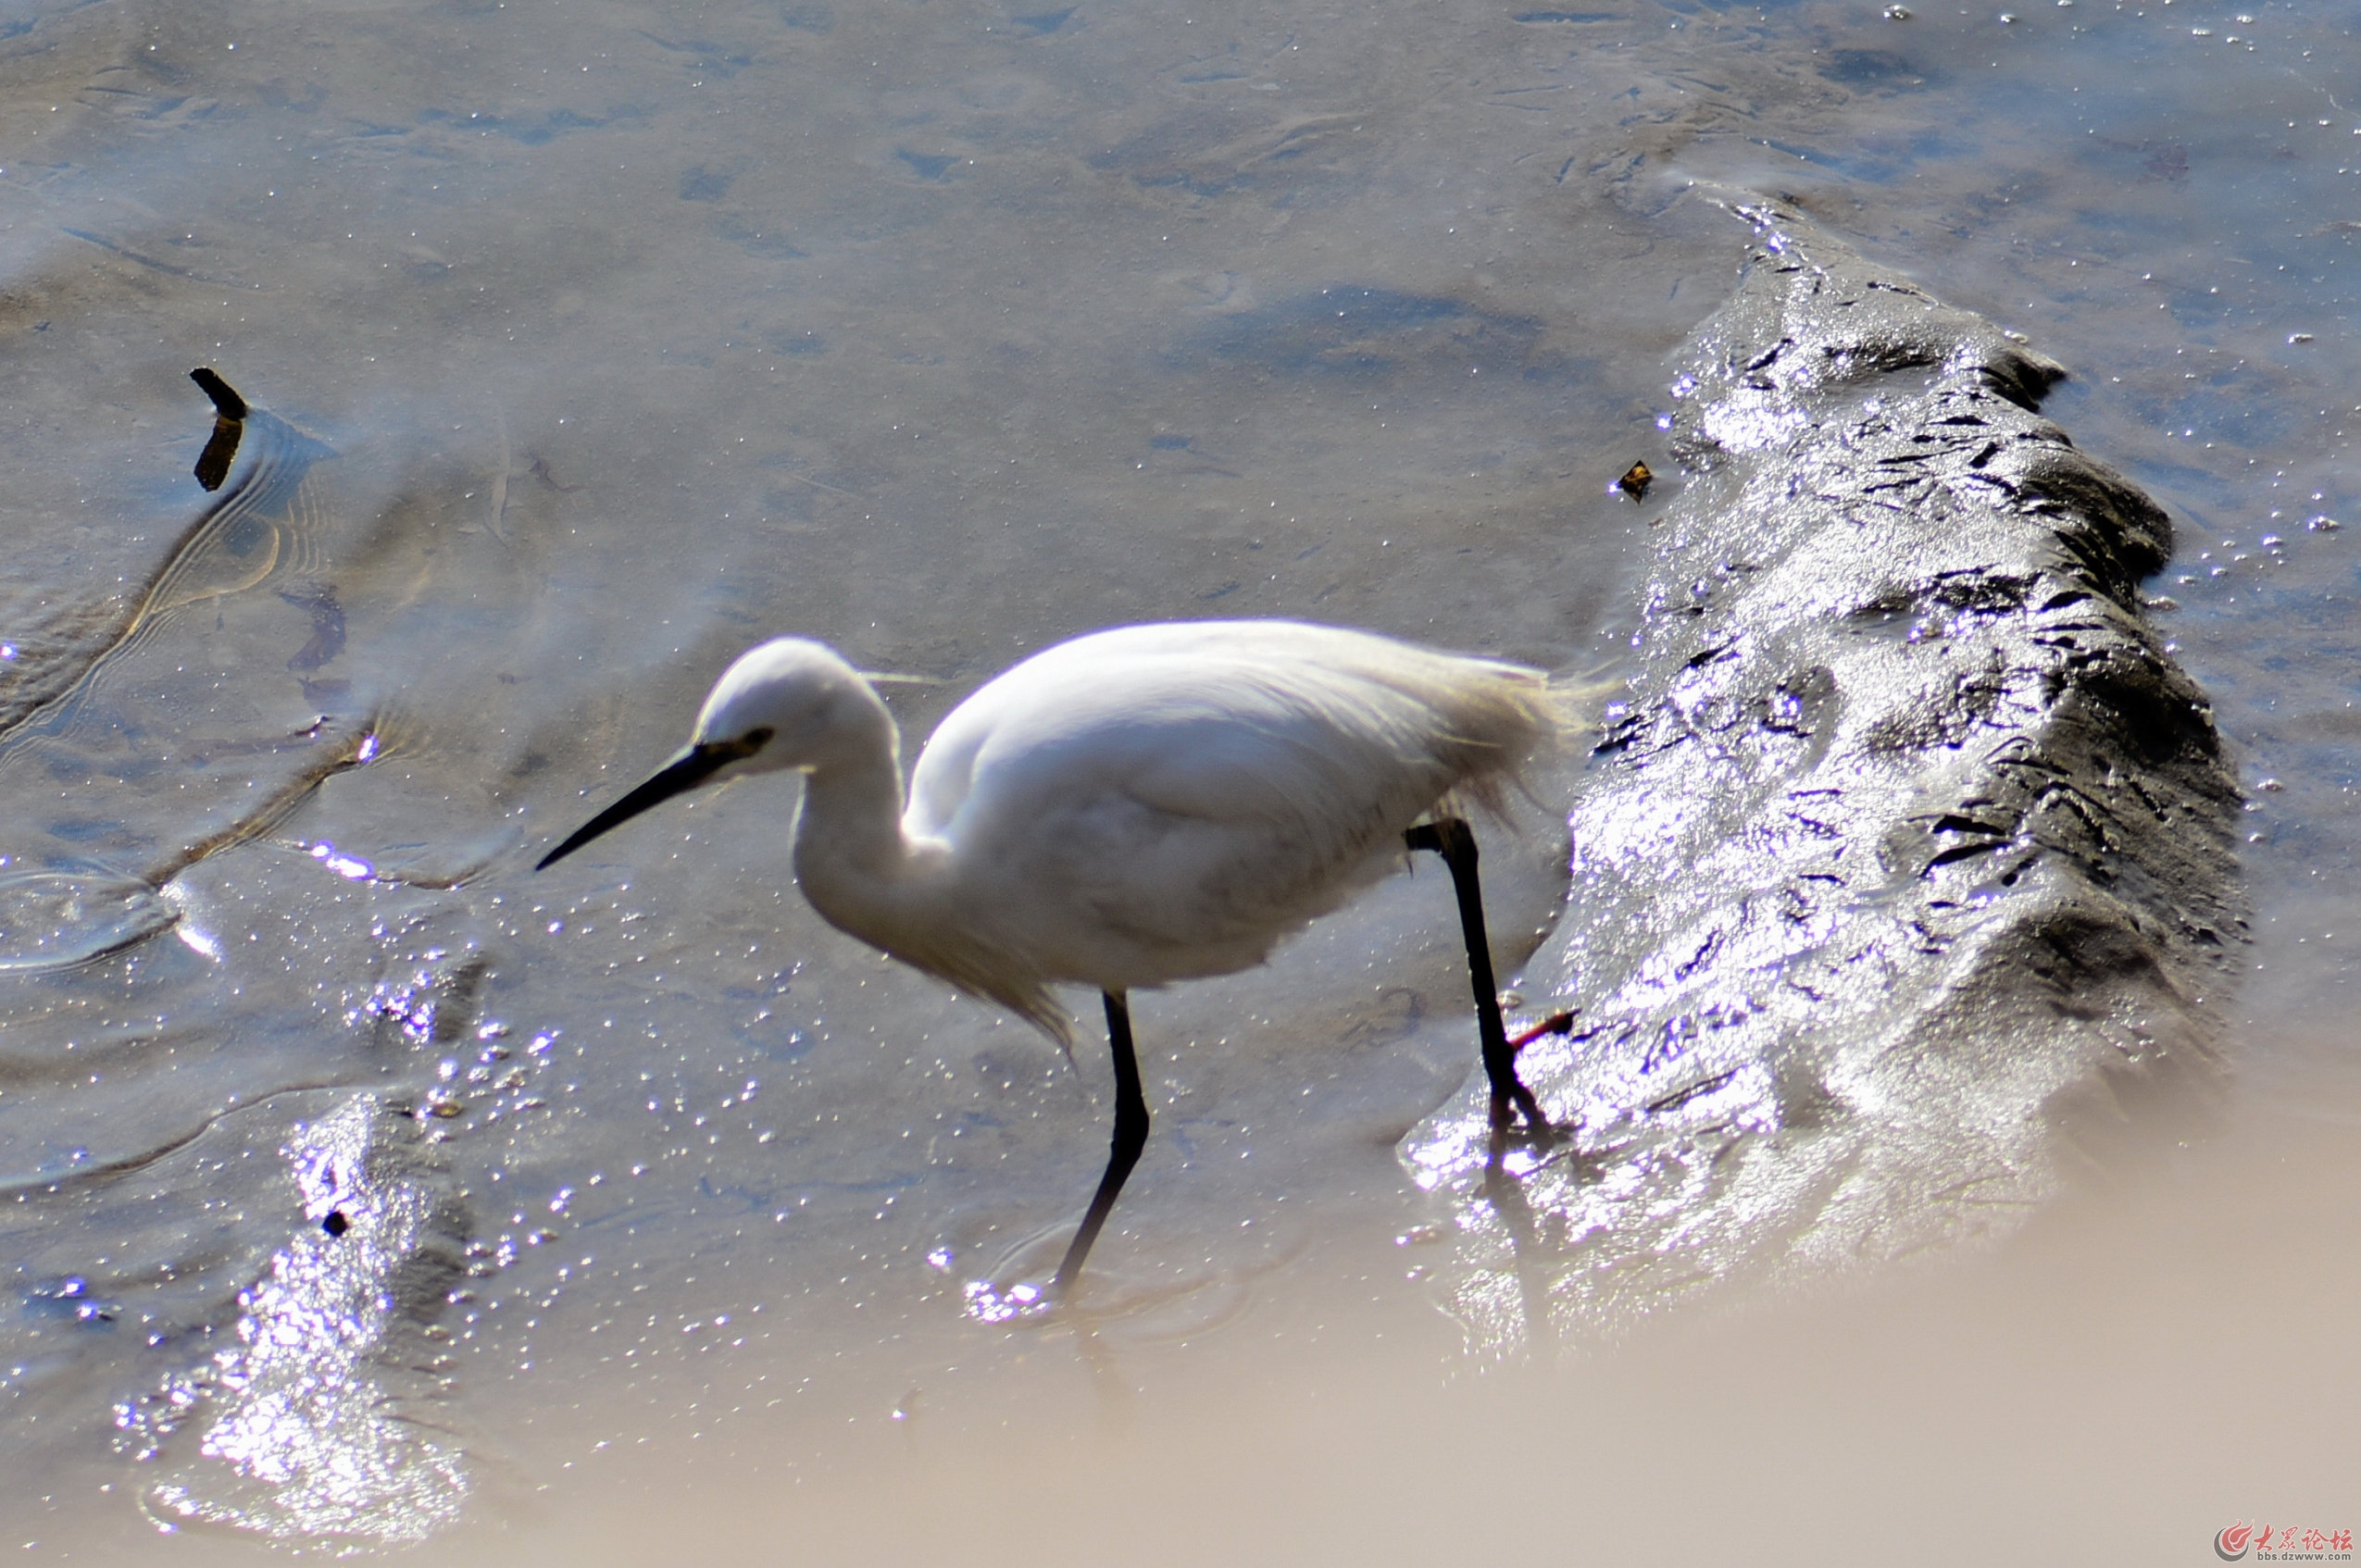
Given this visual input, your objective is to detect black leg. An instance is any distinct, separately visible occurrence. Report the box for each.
[1052,990,1152,1294]
[1405,818,1547,1132]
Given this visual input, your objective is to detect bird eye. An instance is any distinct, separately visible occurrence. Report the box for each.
[694,728,775,765]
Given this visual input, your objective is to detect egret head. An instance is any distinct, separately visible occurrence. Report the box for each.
[536,637,890,870]
[689,638,891,775]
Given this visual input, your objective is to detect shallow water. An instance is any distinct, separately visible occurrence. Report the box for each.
[0,0,2355,1556]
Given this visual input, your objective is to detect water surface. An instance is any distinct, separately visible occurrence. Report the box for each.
[1,0,2355,1556]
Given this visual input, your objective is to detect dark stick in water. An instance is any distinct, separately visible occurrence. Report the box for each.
[190,367,248,491]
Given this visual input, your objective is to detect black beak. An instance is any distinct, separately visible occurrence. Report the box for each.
[536,745,731,870]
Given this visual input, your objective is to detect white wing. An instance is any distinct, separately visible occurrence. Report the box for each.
[905,622,1557,988]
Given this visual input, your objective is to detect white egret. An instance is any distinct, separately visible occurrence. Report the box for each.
[539,619,1566,1293]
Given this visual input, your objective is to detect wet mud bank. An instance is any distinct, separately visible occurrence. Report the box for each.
[1409,199,2246,1352]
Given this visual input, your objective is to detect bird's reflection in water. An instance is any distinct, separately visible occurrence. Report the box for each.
[1480,1129,1569,1359]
